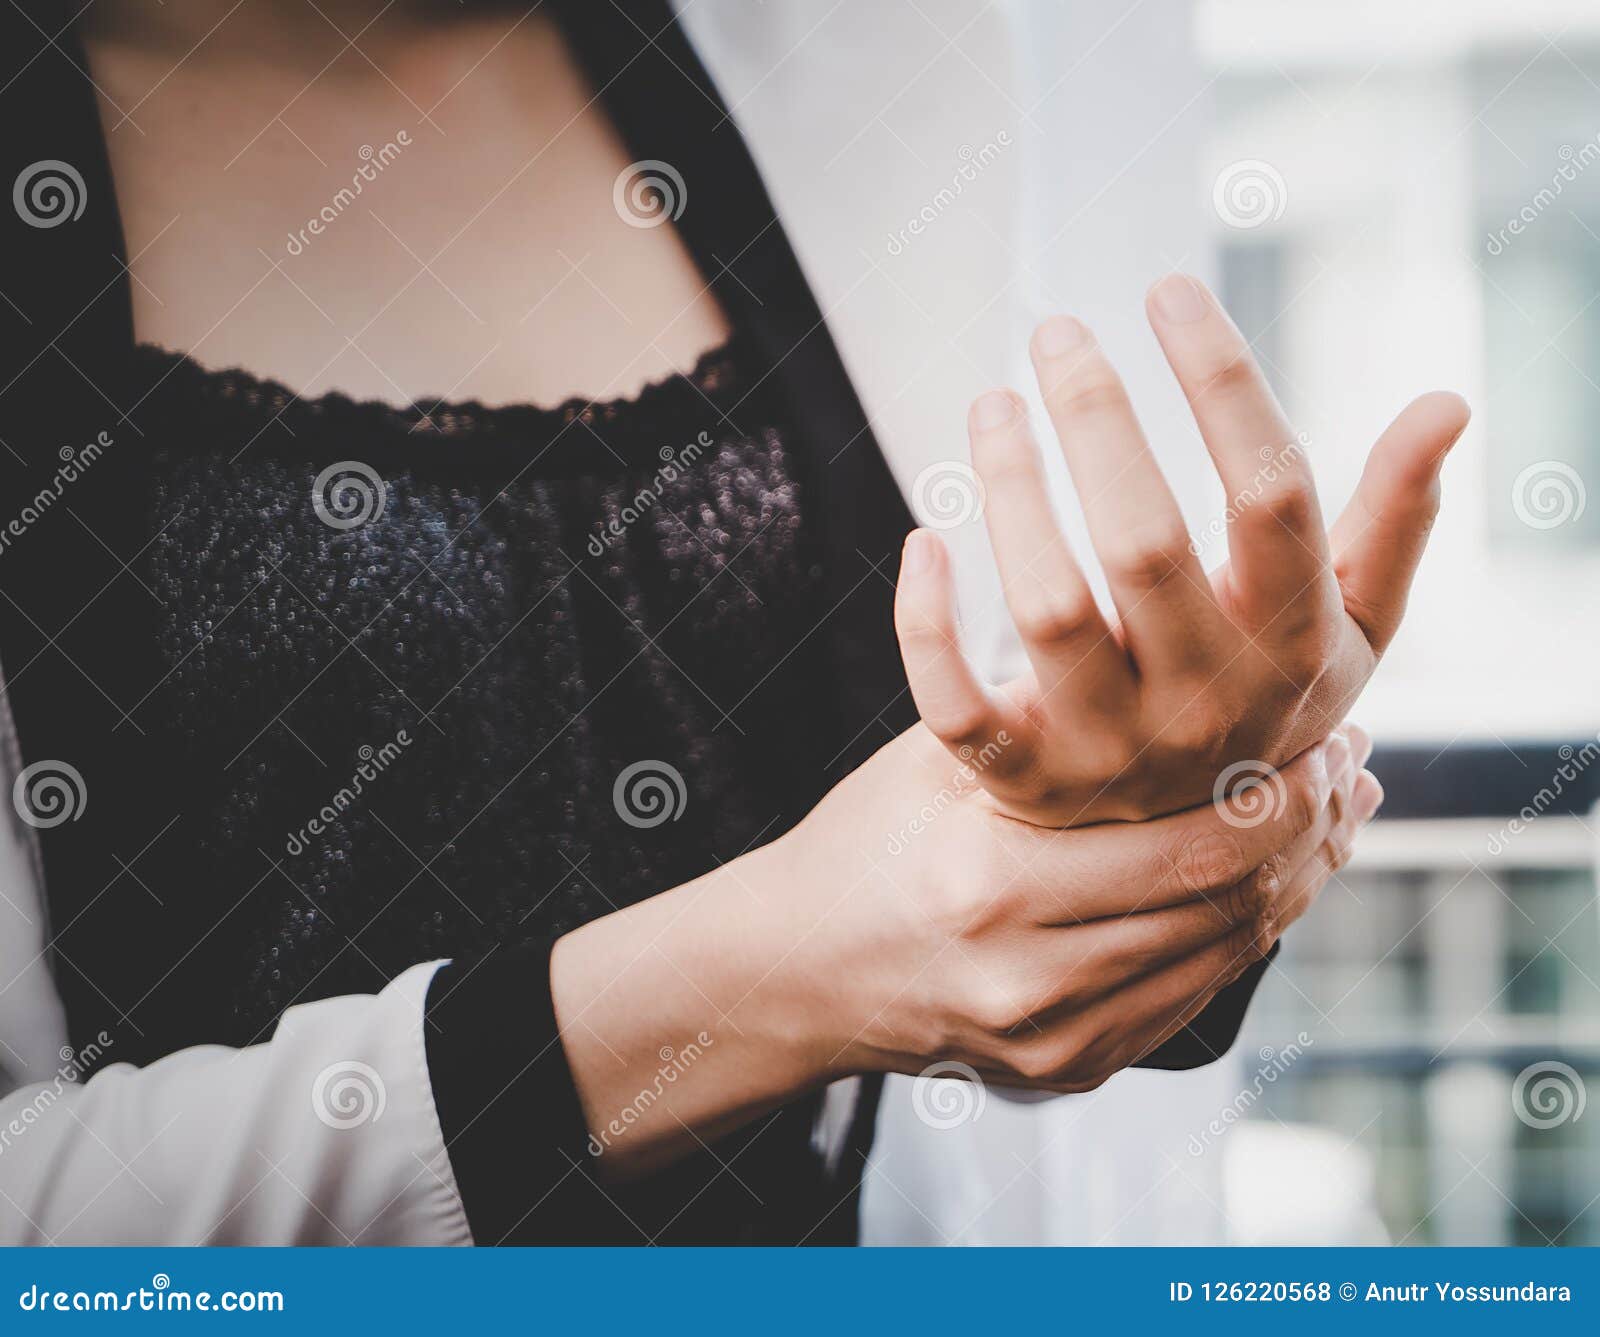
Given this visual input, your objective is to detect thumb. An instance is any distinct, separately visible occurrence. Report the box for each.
[1328,391,1471,652]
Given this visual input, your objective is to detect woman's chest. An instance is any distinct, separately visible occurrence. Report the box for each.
[81,14,728,410]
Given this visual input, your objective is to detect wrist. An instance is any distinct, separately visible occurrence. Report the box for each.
[547,828,845,1175]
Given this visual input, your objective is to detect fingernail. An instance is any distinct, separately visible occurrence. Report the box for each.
[972,390,1017,430]
[1310,742,1333,805]
[1151,273,1209,325]
[902,530,933,575]
[1325,732,1353,785]
[1347,723,1374,770]
[1355,776,1384,823]
[1033,316,1089,357]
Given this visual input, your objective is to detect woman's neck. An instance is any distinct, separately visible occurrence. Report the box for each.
[80,0,526,70]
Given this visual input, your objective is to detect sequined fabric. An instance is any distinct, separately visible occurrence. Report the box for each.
[61,338,828,1056]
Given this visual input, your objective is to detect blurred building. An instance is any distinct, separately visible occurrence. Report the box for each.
[1204,0,1600,1246]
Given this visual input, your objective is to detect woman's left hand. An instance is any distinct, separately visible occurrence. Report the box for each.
[895,273,1469,827]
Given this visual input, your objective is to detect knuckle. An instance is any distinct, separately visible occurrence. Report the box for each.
[926,704,995,754]
[1156,706,1232,762]
[966,974,1036,1036]
[1410,478,1443,528]
[1006,1040,1061,1083]
[1225,916,1264,967]
[1275,622,1340,693]
[1287,767,1325,834]
[1046,373,1130,420]
[923,851,999,935]
[1254,479,1318,534]
[892,601,945,652]
[1326,770,1351,826]
[1167,829,1251,894]
[1200,352,1263,400]
[1103,522,1193,585]
[1235,859,1284,951]
[1013,590,1096,645]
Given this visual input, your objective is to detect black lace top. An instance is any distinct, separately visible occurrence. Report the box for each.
[11,334,859,1242]
[84,339,826,1046]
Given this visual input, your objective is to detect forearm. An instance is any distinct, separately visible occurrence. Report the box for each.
[549,834,844,1180]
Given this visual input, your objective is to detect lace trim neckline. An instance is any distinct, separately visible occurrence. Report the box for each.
[125,336,752,446]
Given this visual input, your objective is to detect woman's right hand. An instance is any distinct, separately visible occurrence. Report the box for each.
[552,716,1377,1177]
[779,718,1376,1093]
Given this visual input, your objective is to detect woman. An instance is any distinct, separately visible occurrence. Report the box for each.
[0,0,1463,1243]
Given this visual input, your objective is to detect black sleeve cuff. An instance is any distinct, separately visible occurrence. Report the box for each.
[424,940,623,1245]
[1133,941,1279,1071]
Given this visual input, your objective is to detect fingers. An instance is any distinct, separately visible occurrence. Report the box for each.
[1001,929,1277,1092]
[1145,274,1334,622]
[1328,391,1471,653]
[964,390,1132,709]
[1027,316,1229,678]
[1270,753,1383,935]
[893,529,1008,754]
[959,727,1385,1092]
[1023,737,1336,922]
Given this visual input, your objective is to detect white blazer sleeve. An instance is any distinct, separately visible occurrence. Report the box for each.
[0,960,473,1246]
[0,693,472,1246]
[0,959,473,1245]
